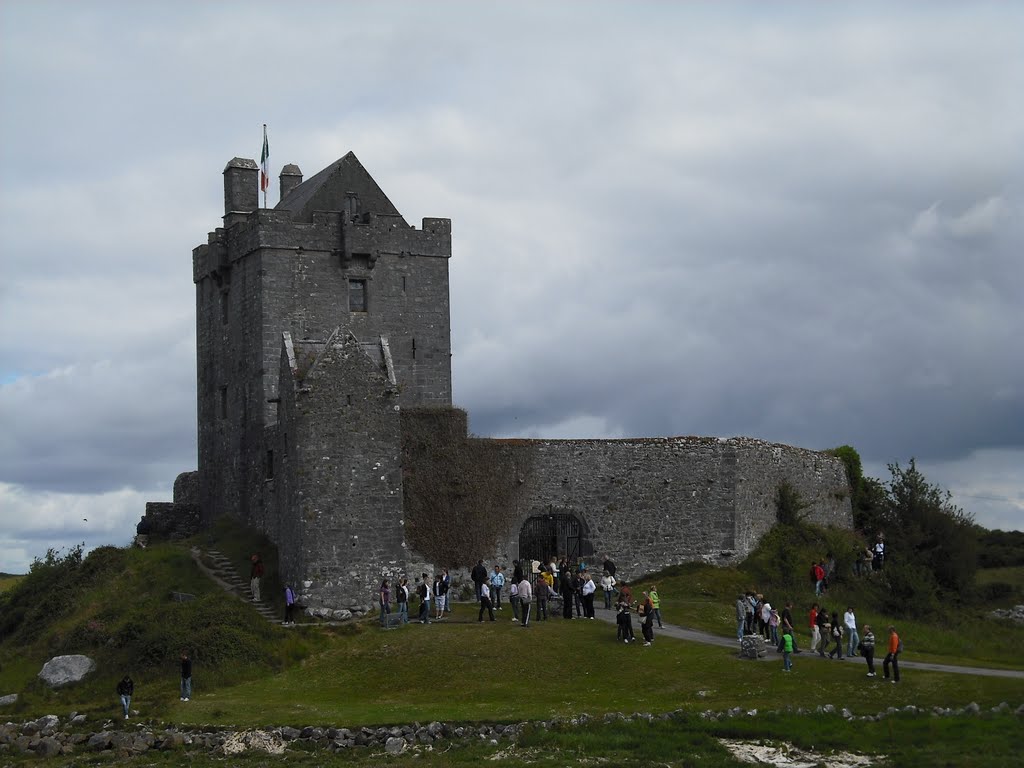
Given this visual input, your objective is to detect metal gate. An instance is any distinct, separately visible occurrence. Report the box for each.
[518,512,592,566]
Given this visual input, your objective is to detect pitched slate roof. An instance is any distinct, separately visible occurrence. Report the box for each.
[275,151,407,225]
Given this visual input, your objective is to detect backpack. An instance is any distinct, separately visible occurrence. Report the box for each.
[897,638,904,653]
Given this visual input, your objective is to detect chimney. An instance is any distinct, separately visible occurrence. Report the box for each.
[280,164,303,201]
[223,157,259,226]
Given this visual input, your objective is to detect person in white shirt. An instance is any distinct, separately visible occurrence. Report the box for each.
[478,581,495,622]
[581,571,597,618]
[517,576,533,627]
[845,606,860,657]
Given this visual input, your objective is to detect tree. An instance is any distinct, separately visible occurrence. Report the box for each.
[885,459,977,595]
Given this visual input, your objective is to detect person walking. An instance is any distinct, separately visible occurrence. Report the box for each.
[179,651,192,702]
[478,581,496,622]
[883,626,901,683]
[560,570,574,620]
[827,611,844,659]
[844,606,860,657]
[250,553,264,602]
[117,674,134,719]
[861,625,876,677]
[815,605,830,657]
[284,584,297,625]
[808,603,821,654]
[650,585,663,628]
[509,579,520,622]
[781,630,794,672]
[518,574,533,627]
[780,601,800,653]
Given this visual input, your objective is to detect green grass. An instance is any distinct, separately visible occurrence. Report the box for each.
[0,574,24,593]
[977,565,1024,588]
[627,563,1024,670]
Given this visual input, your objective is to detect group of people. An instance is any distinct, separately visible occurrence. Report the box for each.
[736,593,902,681]
[376,554,665,643]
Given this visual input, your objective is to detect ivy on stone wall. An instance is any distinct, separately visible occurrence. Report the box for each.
[401,408,532,567]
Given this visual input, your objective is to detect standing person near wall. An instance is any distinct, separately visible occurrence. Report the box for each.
[560,569,574,619]
[433,573,446,620]
[441,569,452,614]
[602,554,617,578]
[490,565,505,611]
[518,573,533,627]
[471,560,487,601]
[883,626,901,683]
[535,570,549,620]
[509,578,520,622]
[117,674,134,719]
[736,594,747,641]
[417,575,431,624]
[379,579,391,628]
[580,570,597,618]
[396,578,409,624]
[249,553,264,602]
[179,651,192,702]
[478,581,496,622]
[601,570,617,610]
[639,591,656,646]
[283,584,297,625]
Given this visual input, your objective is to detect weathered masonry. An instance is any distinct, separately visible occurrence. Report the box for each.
[150,150,852,615]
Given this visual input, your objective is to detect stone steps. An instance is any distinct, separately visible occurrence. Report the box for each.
[190,547,281,623]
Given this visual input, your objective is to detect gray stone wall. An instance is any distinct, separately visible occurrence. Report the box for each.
[192,155,452,545]
[273,332,408,612]
[400,422,852,582]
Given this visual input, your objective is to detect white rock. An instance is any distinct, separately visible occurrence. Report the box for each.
[38,655,96,688]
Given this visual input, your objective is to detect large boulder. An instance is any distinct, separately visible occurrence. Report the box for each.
[0,693,17,706]
[38,655,96,688]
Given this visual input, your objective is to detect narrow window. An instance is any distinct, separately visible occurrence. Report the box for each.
[266,450,274,479]
[219,386,228,418]
[349,279,367,312]
[402,275,407,294]
[411,337,417,360]
[346,394,353,406]
[221,291,229,325]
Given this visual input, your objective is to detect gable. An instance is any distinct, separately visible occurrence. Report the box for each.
[275,151,408,225]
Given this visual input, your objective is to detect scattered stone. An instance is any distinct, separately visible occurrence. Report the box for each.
[38,655,96,688]
[385,736,406,755]
[739,635,767,659]
[33,737,62,758]
[0,694,17,707]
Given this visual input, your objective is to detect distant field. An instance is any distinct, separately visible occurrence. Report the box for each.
[977,566,1024,589]
[0,574,24,593]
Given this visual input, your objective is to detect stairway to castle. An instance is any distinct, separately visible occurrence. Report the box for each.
[190,546,281,623]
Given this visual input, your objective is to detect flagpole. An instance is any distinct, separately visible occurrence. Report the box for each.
[261,124,269,209]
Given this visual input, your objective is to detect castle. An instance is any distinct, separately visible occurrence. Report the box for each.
[146,151,852,616]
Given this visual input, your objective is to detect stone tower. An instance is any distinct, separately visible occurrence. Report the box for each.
[191,153,452,607]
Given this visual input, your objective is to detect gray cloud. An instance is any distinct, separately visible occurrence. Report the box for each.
[1,2,1022,571]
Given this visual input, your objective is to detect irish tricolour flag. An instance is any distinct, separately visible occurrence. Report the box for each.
[260,125,270,194]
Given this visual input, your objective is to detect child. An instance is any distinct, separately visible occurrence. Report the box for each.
[616,601,635,643]
[769,607,780,647]
[782,629,794,671]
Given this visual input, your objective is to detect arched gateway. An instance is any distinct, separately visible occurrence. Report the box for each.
[518,512,593,567]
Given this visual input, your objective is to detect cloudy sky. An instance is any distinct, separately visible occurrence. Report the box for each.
[2,1,1021,573]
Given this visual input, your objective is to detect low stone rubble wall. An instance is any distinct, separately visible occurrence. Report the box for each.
[2,703,1021,758]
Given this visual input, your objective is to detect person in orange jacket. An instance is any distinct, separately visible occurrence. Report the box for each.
[883,625,901,683]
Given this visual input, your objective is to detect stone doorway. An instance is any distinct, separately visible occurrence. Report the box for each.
[518,512,593,567]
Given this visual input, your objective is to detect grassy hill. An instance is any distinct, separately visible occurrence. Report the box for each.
[0,520,1021,766]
